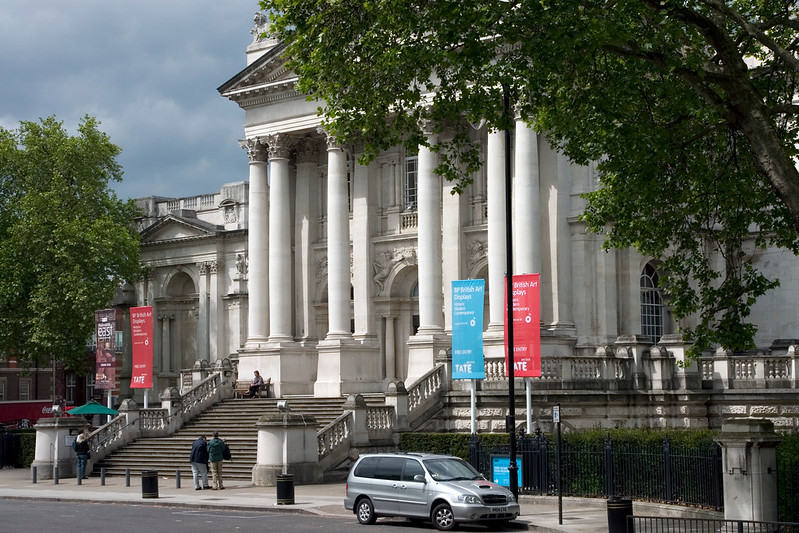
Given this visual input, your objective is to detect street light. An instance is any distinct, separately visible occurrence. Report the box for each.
[502,84,519,499]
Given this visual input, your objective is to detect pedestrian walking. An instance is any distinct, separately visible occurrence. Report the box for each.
[189,435,210,490]
[207,431,227,490]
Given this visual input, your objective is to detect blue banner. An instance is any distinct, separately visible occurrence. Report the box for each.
[451,279,485,379]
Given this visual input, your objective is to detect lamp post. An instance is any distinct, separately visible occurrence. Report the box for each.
[502,84,519,499]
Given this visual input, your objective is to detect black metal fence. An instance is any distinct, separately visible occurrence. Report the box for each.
[468,431,724,509]
[631,515,799,532]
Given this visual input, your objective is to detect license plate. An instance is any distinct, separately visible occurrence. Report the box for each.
[491,506,507,512]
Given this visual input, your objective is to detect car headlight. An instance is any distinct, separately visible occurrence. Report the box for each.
[457,494,482,504]
[506,492,516,503]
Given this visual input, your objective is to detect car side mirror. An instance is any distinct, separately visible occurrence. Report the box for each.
[413,474,427,483]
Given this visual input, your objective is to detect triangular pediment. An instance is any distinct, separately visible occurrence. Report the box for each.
[218,43,299,104]
[140,215,220,245]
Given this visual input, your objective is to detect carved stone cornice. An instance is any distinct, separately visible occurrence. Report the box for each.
[240,138,268,163]
[262,133,294,159]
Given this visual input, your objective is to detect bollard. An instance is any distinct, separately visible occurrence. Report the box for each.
[276,474,295,505]
[77,469,82,485]
[176,469,181,489]
[141,470,159,499]
[31,466,37,484]
[101,467,106,486]
[54,465,59,485]
[125,468,130,487]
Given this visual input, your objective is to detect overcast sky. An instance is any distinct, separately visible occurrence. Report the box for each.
[0,1,260,200]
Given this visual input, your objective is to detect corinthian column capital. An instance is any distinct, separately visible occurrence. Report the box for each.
[263,133,294,159]
[240,138,268,163]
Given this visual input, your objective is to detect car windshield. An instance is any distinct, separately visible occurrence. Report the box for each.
[423,458,483,481]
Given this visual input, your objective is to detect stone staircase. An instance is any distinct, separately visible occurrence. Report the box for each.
[94,395,386,481]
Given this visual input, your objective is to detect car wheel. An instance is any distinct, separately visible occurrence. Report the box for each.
[356,497,377,525]
[432,503,456,531]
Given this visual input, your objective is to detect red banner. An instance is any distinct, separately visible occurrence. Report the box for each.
[130,306,153,388]
[95,308,117,390]
[504,273,542,378]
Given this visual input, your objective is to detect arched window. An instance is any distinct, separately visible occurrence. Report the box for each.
[640,263,664,344]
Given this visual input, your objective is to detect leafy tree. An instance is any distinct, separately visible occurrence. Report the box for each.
[0,116,144,371]
[261,0,799,354]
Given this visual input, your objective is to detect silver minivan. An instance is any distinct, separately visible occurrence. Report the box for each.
[344,452,520,530]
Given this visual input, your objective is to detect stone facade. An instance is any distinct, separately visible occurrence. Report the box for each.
[125,15,799,432]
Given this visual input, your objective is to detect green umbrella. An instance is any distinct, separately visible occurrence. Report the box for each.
[67,401,119,416]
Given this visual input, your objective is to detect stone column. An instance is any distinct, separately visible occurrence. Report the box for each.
[323,132,352,339]
[241,138,269,347]
[442,147,463,333]
[551,153,573,329]
[513,113,541,276]
[351,148,376,341]
[384,315,396,381]
[197,261,209,361]
[159,314,173,374]
[208,260,223,362]
[416,128,444,333]
[714,418,781,522]
[294,138,319,341]
[486,128,506,331]
[265,133,293,342]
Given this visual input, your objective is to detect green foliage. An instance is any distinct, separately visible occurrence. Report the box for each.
[0,116,144,371]
[398,432,472,459]
[15,430,36,468]
[260,0,799,355]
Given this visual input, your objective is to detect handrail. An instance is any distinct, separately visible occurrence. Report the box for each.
[407,363,445,427]
[85,370,227,462]
[317,412,352,467]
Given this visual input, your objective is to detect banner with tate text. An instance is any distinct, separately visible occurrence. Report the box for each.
[452,279,486,379]
[130,306,153,388]
[504,273,541,378]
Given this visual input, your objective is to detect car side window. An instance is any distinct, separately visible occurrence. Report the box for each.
[375,457,405,481]
[354,457,378,478]
[402,459,425,482]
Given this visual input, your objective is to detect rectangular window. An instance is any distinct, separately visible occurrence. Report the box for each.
[66,373,76,404]
[86,372,96,402]
[0,378,5,401]
[19,378,31,401]
[404,155,418,210]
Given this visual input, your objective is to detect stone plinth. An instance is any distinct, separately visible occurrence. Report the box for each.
[714,418,781,522]
[32,417,88,480]
[253,412,320,486]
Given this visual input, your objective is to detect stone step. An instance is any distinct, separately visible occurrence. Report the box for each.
[94,395,385,481]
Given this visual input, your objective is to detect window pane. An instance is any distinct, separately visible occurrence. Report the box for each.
[404,156,418,210]
[640,266,664,344]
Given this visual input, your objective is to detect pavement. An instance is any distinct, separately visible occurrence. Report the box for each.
[0,467,717,532]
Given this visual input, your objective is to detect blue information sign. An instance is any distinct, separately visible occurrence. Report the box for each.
[451,279,485,379]
[491,455,523,487]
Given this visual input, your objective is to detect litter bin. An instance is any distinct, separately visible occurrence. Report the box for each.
[142,470,159,499]
[607,498,633,533]
[276,473,295,505]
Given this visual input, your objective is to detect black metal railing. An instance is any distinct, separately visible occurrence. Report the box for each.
[631,515,799,532]
[468,431,723,509]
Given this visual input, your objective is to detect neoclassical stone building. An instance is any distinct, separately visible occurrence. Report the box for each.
[131,16,799,426]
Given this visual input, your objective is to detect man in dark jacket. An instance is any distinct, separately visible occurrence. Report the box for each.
[189,435,210,490]
[207,431,227,490]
